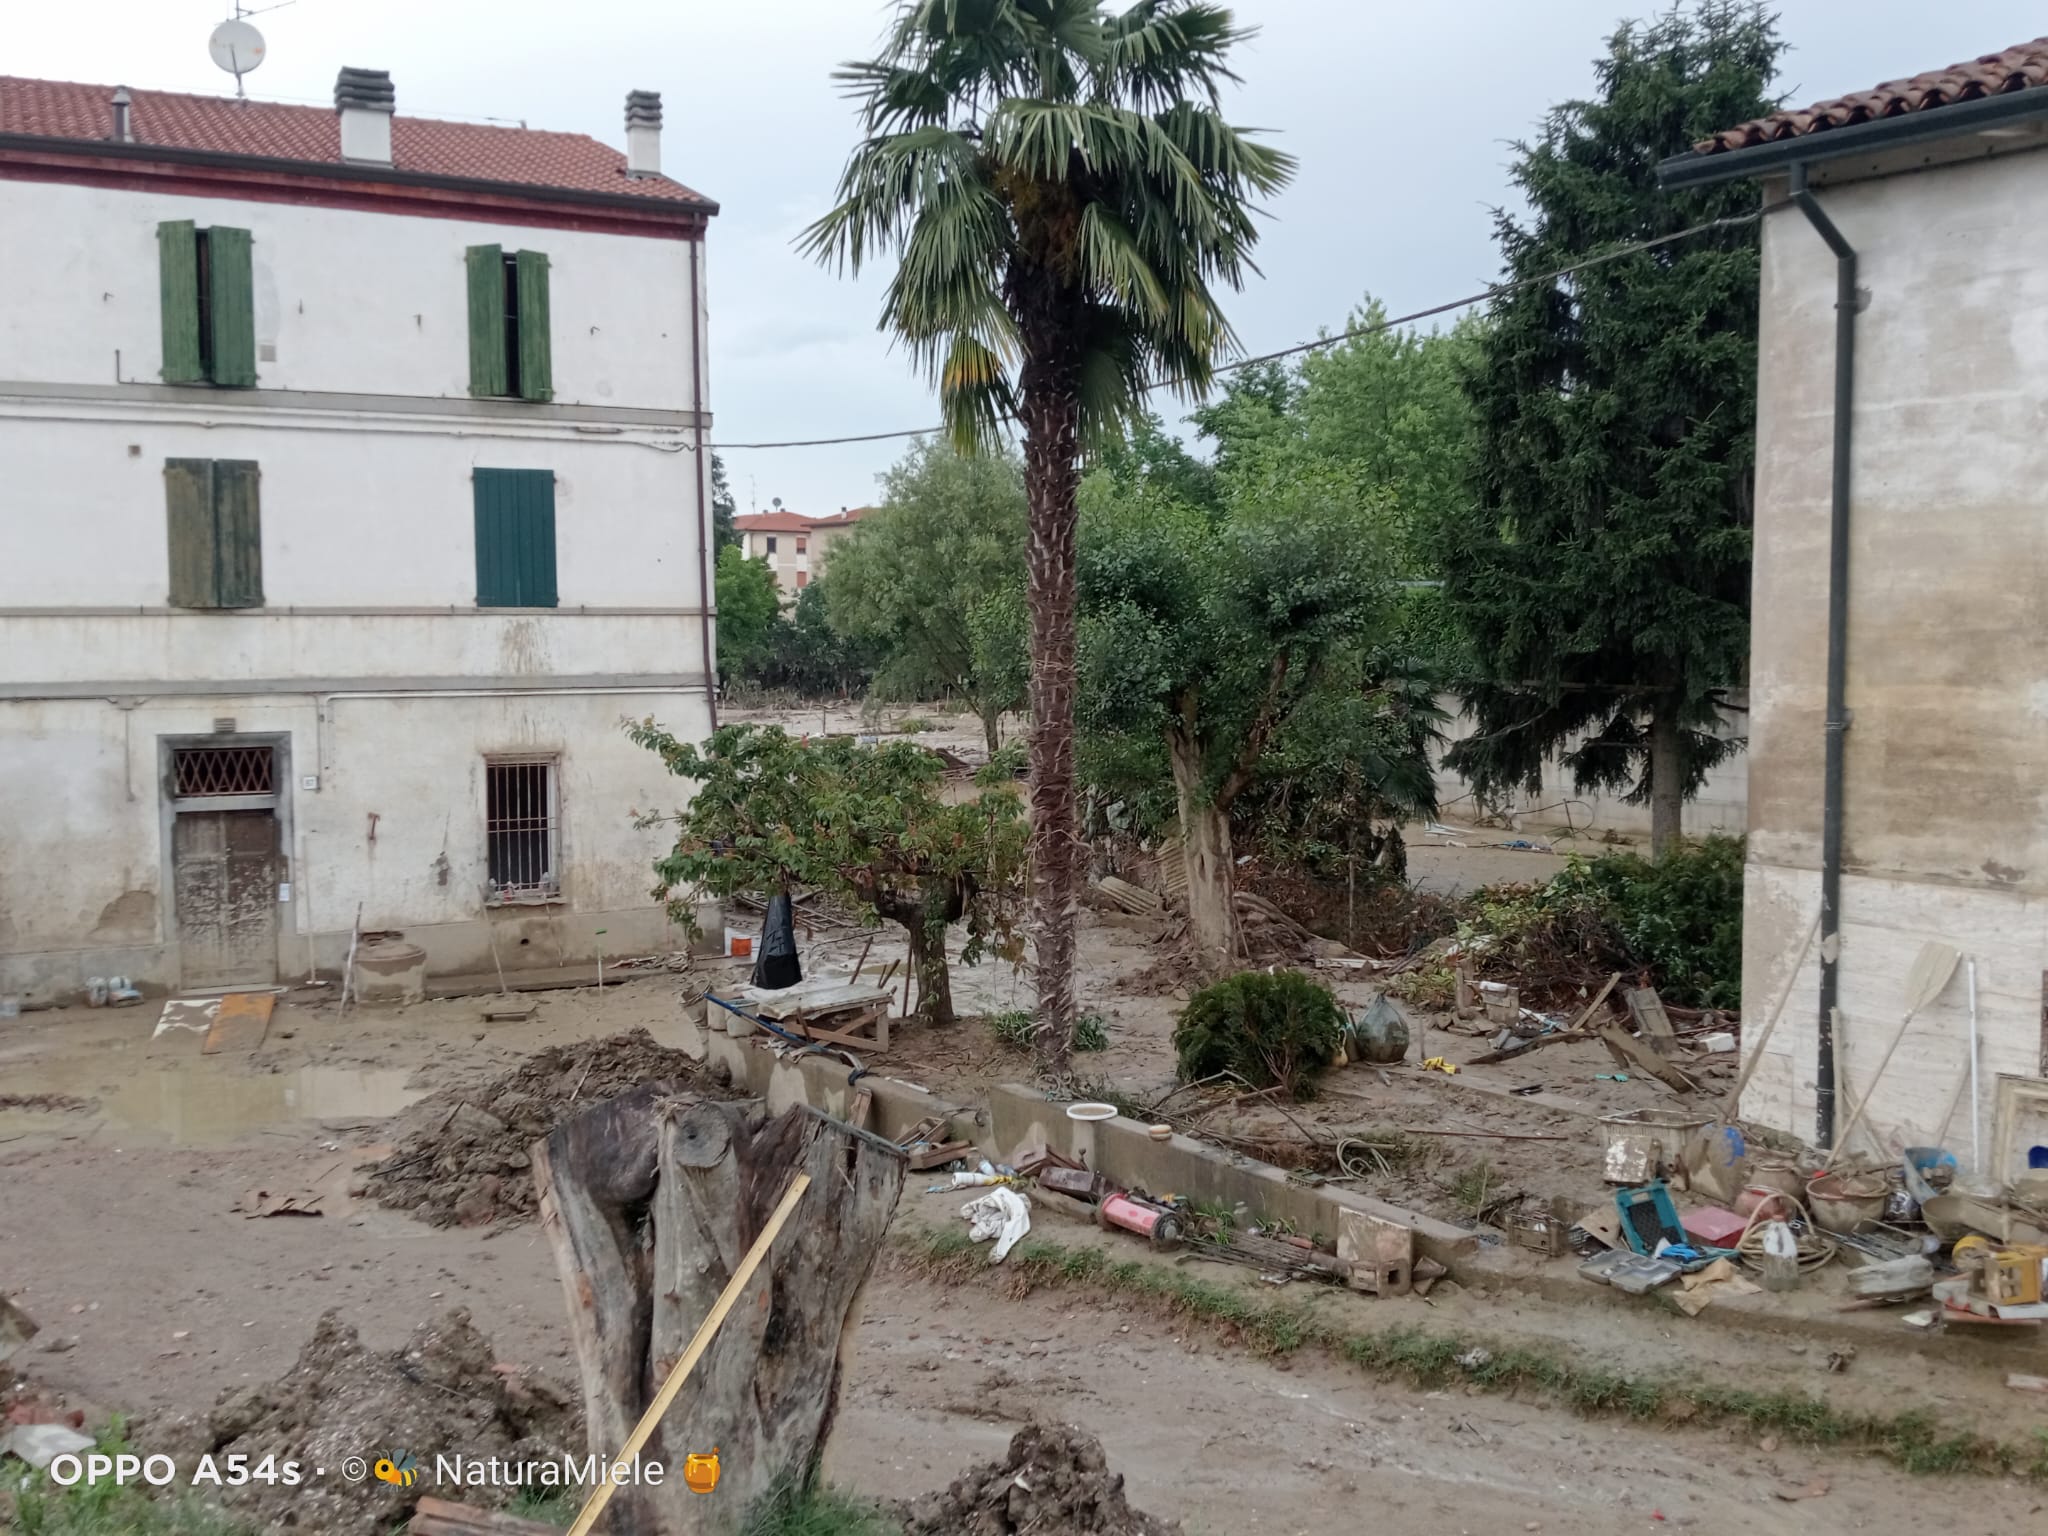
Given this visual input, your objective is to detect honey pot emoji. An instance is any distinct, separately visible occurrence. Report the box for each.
[683,1449,721,1495]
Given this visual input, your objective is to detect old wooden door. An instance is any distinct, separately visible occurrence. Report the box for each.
[173,809,277,988]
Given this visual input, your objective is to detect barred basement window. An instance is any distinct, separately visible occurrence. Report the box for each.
[173,745,274,797]
[485,758,559,899]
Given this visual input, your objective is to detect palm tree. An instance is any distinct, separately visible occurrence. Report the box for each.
[804,0,1293,1075]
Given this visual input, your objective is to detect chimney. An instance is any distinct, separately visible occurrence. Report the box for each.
[110,86,133,143]
[335,67,395,165]
[625,90,662,177]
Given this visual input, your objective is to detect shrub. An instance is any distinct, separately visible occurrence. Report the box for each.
[1581,836,1744,1010]
[1173,970,1344,1098]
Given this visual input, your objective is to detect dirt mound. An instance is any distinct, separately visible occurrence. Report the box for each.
[146,1308,579,1536]
[361,1029,724,1227]
[904,1422,1179,1535]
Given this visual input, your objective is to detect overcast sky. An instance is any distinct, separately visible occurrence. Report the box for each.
[11,2,2043,512]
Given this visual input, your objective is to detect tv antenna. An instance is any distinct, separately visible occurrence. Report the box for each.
[210,2,295,99]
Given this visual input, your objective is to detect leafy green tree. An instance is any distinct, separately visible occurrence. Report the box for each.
[805,0,1293,1073]
[710,451,739,551]
[714,544,782,685]
[1437,2,1779,856]
[629,723,1026,1026]
[1077,464,1397,968]
[754,579,878,697]
[824,440,1028,753]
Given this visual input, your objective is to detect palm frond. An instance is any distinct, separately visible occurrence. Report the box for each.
[937,332,1019,453]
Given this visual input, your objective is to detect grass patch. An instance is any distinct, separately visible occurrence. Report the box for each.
[895,716,933,734]
[740,1483,899,1536]
[988,1010,1107,1052]
[9,1426,249,1536]
[900,1228,2041,1482]
[507,1489,577,1528]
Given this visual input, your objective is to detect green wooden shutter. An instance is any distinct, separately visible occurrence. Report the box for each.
[212,460,264,607]
[158,222,204,384]
[515,250,553,402]
[207,227,257,387]
[474,469,558,607]
[165,459,216,605]
[466,245,508,397]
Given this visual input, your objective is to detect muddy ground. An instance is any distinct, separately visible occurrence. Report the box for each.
[4,948,2043,1534]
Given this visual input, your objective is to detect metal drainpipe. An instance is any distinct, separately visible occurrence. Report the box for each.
[688,233,718,730]
[1786,162,1856,1148]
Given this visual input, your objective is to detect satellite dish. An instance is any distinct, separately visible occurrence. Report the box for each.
[209,18,266,96]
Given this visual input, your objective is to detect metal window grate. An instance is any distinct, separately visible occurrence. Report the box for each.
[486,759,557,895]
[173,745,273,797]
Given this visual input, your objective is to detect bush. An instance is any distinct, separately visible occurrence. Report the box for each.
[1581,836,1744,1010]
[1173,970,1344,1098]
[990,1009,1106,1052]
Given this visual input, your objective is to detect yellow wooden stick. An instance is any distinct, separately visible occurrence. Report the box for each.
[564,1170,813,1536]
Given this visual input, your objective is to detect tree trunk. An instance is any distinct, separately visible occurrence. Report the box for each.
[981,702,1001,758]
[1647,704,1685,859]
[532,1092,905,1536]
[1019,358,1082,1077]
[905,914,955,1027]
[1169,734,1237,973]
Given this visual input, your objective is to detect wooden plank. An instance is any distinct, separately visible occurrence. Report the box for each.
[846,1085,872,1132]
[1600,1023,1700,1095]
[203,990,276,1055]
[746,982,893,1020]
[794,1015,888,1054]
[1626,987,1679,1055]
[905,1140,973,1171]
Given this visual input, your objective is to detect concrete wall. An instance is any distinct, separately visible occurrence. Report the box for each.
[1743,147,2048,1156]
[0,173,717,1001]
[0,688,711,1003]
[1431,697,1749,842]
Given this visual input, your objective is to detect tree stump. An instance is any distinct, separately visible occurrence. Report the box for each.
[532,1091,905,1536]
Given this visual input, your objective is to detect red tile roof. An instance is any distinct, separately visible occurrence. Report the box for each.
[0,75,712,206]
[736,509,865,532]
[1699,37,2048,153]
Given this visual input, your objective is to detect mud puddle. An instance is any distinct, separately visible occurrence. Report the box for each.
[0,1061,419,1146]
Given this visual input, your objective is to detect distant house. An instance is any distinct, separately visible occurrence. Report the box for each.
[0,68,719,1003]
[1662,38,2048,1160]
[734,506,869,597]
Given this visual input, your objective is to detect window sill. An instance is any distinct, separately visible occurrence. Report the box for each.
[485,889,565,909]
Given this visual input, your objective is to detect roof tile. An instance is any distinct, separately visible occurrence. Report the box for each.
[0,75,712,206]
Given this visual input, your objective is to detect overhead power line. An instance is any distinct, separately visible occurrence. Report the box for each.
[708,209,1765,451]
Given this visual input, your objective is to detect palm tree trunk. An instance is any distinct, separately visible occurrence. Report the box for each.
[1020,361,1081,1078]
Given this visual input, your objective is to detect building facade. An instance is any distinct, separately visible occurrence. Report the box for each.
[0,71,720,1002]
[1664,38,2048,1165]
[734,507,865,598]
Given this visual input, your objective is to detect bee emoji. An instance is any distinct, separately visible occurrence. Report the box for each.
[373,1451,419,1489]
[683,1449,720,1495]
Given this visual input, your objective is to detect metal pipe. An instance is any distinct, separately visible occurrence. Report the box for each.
[687,235,718,729]
[1786,163,1857,1148]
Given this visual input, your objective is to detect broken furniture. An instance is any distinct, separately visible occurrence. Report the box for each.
[733,976,895,1053]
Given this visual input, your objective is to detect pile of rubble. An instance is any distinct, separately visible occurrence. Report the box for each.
[903,1422,1178,1535]
[146,1309,579,1536]
[360,1030,728,1226]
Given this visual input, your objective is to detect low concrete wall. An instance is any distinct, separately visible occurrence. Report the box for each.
[679,1007,1478,1273]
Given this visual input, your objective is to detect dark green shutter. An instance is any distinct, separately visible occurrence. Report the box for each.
[158,222,203,383]
[165,459,216,605]
[515,250,553,402]
[212,461,264,607]
[466,245,508,397]
[207,227,257,387]
[474,469,558,607]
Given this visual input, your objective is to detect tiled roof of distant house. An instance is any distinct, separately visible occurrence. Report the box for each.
[735,509,866,532]
[0,75,714,208]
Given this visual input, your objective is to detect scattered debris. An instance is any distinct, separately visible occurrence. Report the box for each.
[235,1184,325,1218]
[1,1423,94,1470]
[962,1187,1032,1262]
[902,1422,1180,1535]
[1672,1258,1759,1317]
[143,1309,578,1536]
[1,1295,37,1363]
[360,1030,730,1227]
[0,1093,97,1114]
[1774,1476,1830,1503]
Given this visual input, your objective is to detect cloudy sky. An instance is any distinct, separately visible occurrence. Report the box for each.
[12,2,2043,512]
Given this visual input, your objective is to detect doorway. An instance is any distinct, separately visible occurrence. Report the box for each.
[164,738,284,989]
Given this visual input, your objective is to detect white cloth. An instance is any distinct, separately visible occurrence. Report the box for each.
[960,1187,1032,1263]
